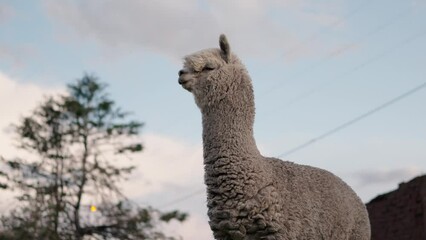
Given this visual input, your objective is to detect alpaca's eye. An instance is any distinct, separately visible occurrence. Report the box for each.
[203,65,215,71]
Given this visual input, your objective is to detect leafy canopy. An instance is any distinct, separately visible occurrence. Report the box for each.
[0,74,186,240]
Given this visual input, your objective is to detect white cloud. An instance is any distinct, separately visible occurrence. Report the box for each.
[165,213,213,240]
[261,133,426,203]
[352,167,423,187]
[0,72,63,158]
[42,0,345,60]
[0,72,211,237]
[121,133,204,199]
[349,167,425,203]
[0,72,204,206]
[0,71,63,212]
[114,134,211,239]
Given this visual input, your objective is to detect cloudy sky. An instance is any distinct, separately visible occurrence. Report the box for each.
[1,0,426,238]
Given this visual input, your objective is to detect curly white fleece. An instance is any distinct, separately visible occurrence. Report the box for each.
[178,35,371,240]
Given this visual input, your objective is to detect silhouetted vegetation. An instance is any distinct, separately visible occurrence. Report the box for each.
[0,74,186,240]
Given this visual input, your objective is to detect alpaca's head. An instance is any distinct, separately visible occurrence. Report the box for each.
[178,34,254,111]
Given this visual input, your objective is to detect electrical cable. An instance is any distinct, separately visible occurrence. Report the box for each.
[277,80,426,158]
[158,80,426,208]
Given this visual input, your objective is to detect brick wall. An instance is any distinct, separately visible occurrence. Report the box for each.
[366,175,426,240]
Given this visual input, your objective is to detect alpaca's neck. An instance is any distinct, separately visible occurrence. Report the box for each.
[201,100,269,201]
[201,102,260,164]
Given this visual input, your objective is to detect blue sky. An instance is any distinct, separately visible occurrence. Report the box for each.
[1,0,426,238]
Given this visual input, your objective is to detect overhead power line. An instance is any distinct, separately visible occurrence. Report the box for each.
[281,0,376,58]
[277,80,426,158]
[159,2,421,210]
[160,80,426,209]
[282,28,426,108]
[263,7,412,97]
[157,188,205,209]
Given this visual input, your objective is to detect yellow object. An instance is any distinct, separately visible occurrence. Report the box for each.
[90,205,97,212]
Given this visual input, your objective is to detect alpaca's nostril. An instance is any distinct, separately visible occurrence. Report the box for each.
[178,70,184,77]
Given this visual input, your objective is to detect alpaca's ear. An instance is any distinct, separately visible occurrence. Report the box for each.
[219,34,231,63]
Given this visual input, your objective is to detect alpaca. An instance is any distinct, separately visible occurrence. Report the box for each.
[178,34,370,240]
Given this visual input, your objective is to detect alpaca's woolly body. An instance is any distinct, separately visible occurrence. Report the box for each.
[178,35,370,240]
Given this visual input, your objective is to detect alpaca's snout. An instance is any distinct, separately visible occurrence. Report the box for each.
[178,73,192,92]
[178,69,190,86]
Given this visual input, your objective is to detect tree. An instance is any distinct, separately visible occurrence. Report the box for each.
[0,74,186,240]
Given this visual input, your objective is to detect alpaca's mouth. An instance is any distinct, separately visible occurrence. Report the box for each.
[178,78,192,92]
[178,78,187,85]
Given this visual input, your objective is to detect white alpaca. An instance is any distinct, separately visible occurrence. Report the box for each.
[178,34,370,240]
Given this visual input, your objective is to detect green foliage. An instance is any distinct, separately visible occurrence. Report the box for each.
[160,211,188,223]
[0,74,186,240]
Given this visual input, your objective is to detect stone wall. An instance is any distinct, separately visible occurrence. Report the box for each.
[366,175,426,240]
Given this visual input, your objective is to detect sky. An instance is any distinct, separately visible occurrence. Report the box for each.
[0,0,425,239]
